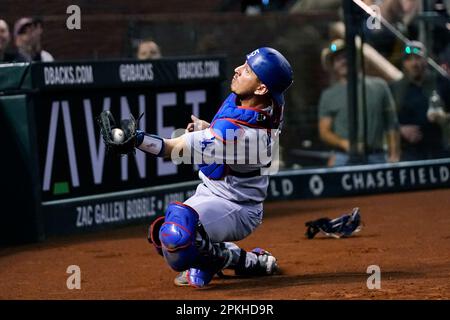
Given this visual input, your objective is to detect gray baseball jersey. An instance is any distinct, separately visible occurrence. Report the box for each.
[182,125,273,245]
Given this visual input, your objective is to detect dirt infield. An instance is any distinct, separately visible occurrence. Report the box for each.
[1,189,449,299]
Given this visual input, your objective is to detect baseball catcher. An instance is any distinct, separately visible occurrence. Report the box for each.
[99,47,293,287]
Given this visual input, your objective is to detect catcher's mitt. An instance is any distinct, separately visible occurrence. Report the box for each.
[97,110,141,155]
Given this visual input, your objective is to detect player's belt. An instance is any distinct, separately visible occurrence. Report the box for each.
[228,168,261,178]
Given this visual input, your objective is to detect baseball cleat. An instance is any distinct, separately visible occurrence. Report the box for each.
[251,248,279,275]
[185,268,215,288]
[235,248,279,276]
[173,268,215,288]
[173,270,189,287]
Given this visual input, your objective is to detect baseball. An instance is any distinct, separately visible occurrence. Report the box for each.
[111,128,125,143]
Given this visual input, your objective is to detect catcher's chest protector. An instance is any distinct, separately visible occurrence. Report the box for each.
[199,93,278,180]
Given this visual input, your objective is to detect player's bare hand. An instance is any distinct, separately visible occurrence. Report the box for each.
[400,125,422,144]
[185,115,210,133]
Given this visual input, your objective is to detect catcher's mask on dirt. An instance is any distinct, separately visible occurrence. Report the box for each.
[305,208,362,239]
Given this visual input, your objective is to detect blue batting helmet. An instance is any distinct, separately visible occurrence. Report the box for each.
[246,47,293,107]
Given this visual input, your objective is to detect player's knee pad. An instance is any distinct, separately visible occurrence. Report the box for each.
[159,202,200,272]
[147,216,165,256]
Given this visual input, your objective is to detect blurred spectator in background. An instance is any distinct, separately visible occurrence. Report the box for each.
[13,17,54,62]
[13,17,34,62]
[290,0,341,12]
[438,43,450,108]
[294,0,420,68]
[431,0,450,59]
[318,39,400,166]
[363,0,420,64]
[241,0,291,15]
[136,39,162,60]
[439,42,450,74]
[0,19,15,63]
[32,17,54,62]
[437,44,450,152]
[390,41,449,161]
